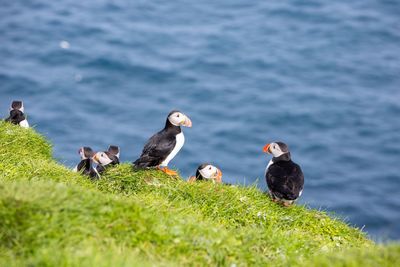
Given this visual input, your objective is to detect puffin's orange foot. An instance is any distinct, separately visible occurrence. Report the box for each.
[282,201,293,207]
[188,176,197,183]
[158,167,178,176]
[268,194,279,203]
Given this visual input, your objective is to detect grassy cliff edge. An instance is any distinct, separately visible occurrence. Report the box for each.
[0,122,398,266]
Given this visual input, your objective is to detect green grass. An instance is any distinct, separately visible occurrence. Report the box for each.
[0,121,398,266]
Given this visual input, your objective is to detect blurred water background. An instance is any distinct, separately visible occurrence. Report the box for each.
[1,0,399,240]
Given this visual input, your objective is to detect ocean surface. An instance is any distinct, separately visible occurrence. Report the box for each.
[1,0,399,240]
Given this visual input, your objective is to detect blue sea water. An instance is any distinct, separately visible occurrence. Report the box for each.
[1,0,399,240]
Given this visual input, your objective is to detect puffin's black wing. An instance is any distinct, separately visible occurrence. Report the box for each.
[111,155,120,164]
[77,159,89,173]
[96,164,106,174]
[133,130,176,168]
[89,168,100,180]
[266,161,304,200]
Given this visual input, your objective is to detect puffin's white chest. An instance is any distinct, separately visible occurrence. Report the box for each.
[264,159,274,177]
[160,132,184,167]
[19,119,29,128]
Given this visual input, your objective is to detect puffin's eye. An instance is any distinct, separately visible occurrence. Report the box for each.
[209,167,212,170]
[177,114,180,117]
[101,153,104,157]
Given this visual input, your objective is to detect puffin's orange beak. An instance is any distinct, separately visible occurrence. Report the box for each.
[181,116,192,128]
[92,153,99,163]
[215,168,223,183]
[263,143,271,154]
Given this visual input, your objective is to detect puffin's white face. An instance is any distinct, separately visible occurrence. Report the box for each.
[93,152,113,165]
[263,142,286,157]
[168,111,192,127]
[199,164,223,182]
[19,103,24,113]
[79,147,86,159]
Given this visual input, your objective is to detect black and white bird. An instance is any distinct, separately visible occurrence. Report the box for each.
[133,110,192,176]
[263,142,304,206]
[5,101,29,128]
[188,163,223,183]
[73,147,100,179]
[92,145,120,174]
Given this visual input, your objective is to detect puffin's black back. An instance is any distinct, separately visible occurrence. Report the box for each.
[266,160,304,200]
[133,119,180,168]
[5,110,26,125]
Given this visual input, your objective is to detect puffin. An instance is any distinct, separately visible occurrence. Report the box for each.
[5,101,29,128]
[73,147,100,179]
[188,163,223,183]
[133,110,192,175]
[263,141,304,206]
[92,145,120,174]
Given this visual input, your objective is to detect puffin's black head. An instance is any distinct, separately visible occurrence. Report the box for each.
[193,163,223,183]
[166,110,192,128]
[93,151,119,166]
[263,141,291,159]
[107,145,120,159]
[79,147,95,160]
[5,100,26,124]
[11,101,24,112]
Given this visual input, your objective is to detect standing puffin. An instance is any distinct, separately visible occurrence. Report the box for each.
[73,147,100,179]
[188,163,223,183]
[133,110,192,175]
[263,142,304,206]
[5,101,29,128]
[93,145,120,174]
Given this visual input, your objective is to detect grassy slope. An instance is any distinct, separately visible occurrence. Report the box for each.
[0,122,398,266]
